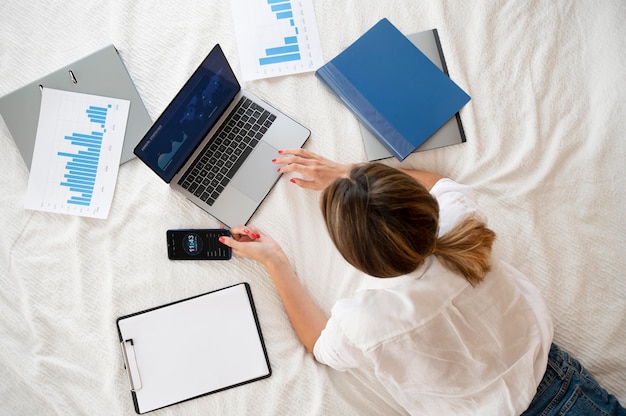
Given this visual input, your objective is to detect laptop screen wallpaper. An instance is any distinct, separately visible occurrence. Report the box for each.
[135,45,239,182]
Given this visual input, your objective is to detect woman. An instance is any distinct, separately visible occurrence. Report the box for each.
[219,148,625,415]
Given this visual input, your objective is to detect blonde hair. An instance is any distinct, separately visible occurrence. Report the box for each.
[321,163,495,286]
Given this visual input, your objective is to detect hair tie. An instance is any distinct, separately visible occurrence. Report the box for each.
[430,239,437,255]
[430,226,440,255]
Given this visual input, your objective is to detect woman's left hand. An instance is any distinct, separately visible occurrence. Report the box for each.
[220,225,287,269]
[220,224,328,353]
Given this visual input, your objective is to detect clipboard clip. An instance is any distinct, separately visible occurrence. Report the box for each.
[120,339,142,391]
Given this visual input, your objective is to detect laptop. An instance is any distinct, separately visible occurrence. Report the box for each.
[133,44,310,227]
[0,44,152,170]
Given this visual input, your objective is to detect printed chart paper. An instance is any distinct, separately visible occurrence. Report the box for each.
[25,88,130,219]
[230,0,324,80]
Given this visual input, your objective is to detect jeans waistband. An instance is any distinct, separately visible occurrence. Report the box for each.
[535,343,575,396]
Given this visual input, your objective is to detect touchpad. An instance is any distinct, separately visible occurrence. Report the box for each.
[230,141,280,203]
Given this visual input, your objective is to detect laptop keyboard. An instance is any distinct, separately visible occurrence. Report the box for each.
[178,97,276,206]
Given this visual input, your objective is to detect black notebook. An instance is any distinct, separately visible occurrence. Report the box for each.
[117,283,271,414]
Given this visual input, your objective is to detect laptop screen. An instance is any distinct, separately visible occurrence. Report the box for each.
[134,44,240,183]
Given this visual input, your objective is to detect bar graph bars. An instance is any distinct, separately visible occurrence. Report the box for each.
[86,104,110,128]
[59,104,111,206]
[230,0,323,80]
[24,88,129,218]
[259,0,301,66]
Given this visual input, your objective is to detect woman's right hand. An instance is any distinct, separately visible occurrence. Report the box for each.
[273,148,355,191]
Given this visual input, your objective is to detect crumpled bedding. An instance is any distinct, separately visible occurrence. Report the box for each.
[1,1,624,414]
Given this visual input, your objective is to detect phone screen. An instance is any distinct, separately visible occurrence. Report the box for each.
[167,229,232,260]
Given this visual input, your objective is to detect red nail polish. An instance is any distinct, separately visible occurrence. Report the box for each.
[272,158,277,163]
[218,236,225,243]
[278,150,283,154]
[254,233,261,239]
[277,168,281,173]
[243,229,249,234]
[290,178,296,184]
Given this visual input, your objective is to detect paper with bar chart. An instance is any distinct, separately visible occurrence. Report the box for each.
[24,88,130,219]
[230,0,324,80]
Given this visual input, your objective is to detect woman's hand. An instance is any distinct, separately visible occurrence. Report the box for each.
[273,148,355,191]
[219,225,288,269]
[220,225,328,353]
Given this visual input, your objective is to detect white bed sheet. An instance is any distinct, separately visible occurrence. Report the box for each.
[1,1,624,415]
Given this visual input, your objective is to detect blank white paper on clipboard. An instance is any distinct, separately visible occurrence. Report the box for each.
[117,283,271,414]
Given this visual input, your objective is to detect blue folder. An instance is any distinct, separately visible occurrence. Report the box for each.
[316,18,470,161]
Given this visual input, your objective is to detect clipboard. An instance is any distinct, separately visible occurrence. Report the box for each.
[0,44,152,170]
[116,282,271,414]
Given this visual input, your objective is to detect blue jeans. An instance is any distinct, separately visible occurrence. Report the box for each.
[521,343,625,416]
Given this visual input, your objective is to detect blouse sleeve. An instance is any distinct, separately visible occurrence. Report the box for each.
[429,178,488,237]
[313,299,366,371]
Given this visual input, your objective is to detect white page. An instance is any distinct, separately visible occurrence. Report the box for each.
[230,0,324,80]
[117,283,270,413]
[24,88,129,219]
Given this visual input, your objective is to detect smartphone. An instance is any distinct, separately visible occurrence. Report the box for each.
[166,229,232,260]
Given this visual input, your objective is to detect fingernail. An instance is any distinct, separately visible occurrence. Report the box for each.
[243,228,250,234]
[278,150,283,154]
[218,237,225,243]
[272,158,277,163]
[277,168,281,173]
[290,178,296,184]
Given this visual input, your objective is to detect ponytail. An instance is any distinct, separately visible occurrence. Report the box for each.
[434,217,496,286]
[322,163,496,285]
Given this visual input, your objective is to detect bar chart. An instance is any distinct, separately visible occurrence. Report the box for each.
[259,0,301,66]
[24,88,129,219]
[59,105,111,207]
[230,0,324,80]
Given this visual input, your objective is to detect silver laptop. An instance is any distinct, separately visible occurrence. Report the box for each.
[0,44,152,169]
[134,44,310,227]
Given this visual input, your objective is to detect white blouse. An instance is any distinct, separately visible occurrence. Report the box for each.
[313,179,553,415]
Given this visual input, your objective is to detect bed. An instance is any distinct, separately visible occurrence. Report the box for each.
[1,1,624,414]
